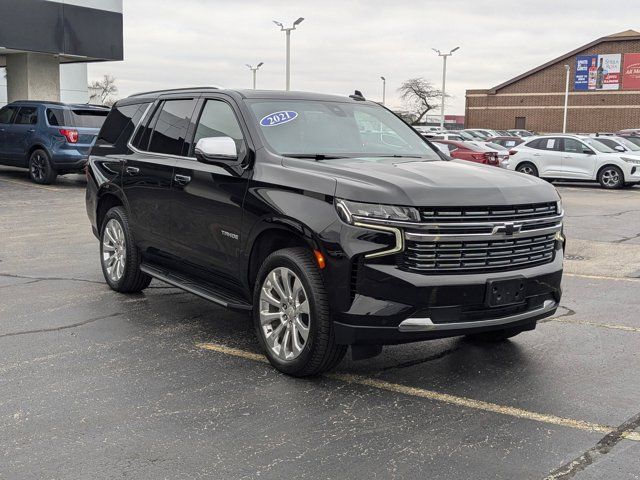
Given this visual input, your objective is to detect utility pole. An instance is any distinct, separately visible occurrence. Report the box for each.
[246,62,264,90]
[432,47,460,129]
[273,17,305,91]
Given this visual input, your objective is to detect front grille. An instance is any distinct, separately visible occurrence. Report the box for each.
[400,233,557,274]
[419,202,558,223]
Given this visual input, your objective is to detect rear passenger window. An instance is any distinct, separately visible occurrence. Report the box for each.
[46,108,66,126]
[147,99,197,156]
[15,107,38,125]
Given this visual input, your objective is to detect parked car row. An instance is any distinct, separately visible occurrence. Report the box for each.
[0,101,110,184]
[507,134,640,189]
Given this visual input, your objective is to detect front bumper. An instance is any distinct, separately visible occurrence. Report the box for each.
[332,248,563,346]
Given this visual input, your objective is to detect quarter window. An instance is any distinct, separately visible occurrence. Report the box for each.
[46,108,66,126]
[147,99,197,156]
[15,107,38,125]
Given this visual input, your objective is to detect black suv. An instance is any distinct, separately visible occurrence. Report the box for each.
[86,88,564,376]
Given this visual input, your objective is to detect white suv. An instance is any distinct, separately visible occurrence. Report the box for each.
[507,135,640,189]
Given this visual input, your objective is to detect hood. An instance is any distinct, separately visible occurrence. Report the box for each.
[284,157,560,206]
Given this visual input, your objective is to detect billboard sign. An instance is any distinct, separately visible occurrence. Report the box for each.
[574,54,622,91]
[622,53,640,90]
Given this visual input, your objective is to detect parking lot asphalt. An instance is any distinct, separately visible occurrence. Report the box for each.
[1,167,639,480]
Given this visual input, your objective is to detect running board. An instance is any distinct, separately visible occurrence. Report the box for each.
[140,263,252,311]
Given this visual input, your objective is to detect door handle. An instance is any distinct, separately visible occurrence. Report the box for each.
[28,129,35,133]
[174,174,191,185]
[125,166,140,174]
[533,153,541,156]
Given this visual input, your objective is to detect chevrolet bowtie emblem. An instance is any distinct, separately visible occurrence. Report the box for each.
[493,222,523,235]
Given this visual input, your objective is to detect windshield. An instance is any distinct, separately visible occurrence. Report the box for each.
[617,137,640,151]
[583,138,616,153]
[247,100,439,160]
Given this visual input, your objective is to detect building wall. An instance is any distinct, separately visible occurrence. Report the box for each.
[465,38,640,132]
[0,63,88,107]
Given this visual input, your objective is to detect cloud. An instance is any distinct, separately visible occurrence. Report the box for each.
[89,0,640,114]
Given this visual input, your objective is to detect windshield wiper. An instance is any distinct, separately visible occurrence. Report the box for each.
[284,154,348,160]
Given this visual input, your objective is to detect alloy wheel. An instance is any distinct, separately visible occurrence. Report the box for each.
[601,168,621,188]
[30,153,46,182]
[259,267,311,361]
[102,219,127,282]
[519,165,535,175]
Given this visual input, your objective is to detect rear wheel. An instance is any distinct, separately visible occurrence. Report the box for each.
[29,149,57,185]
[253,247,346,377]
[100,206,151,293]
[598,166,624,189]
[516,162,538,177]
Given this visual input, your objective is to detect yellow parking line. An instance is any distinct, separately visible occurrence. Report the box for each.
[551,318,640,333]
[0,178,60,191]
[196,342,640,442]
[564,273,640,283]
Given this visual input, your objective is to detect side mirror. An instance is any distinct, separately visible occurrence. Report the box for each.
[194,137,238,164]
[582,149,594,155]
[614,145,625,152]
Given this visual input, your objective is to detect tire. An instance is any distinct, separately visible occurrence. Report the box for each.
[29,149,57,185]
[516,162,538,177]
[598,165,624,189]
[253,247,347,377]
[465,323,535,343]
[99,206,151,293]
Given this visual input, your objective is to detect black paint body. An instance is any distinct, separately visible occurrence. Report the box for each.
[86,89,563,346]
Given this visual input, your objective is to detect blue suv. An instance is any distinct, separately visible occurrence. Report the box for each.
[0,101,109,184]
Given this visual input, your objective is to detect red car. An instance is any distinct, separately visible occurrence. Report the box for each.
[431,140,500,166]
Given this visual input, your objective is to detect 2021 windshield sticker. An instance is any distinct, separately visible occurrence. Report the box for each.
[260,111,298,127]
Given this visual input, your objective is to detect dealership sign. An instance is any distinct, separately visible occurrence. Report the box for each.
[575,53,640,91]
[622,53,640,90]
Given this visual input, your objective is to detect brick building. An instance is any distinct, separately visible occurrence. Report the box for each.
[465,30,640,133]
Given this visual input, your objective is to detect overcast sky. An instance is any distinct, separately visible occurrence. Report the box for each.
[89,0,640,114]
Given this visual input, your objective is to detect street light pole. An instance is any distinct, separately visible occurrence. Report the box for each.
[563,64,570,133]
[380,76,386,105]
[273,17,304,91]
[432,47,460,129]
[245,62,264,90]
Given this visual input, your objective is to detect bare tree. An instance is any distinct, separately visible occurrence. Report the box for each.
[397,78,443,125]
[89,75,118,106]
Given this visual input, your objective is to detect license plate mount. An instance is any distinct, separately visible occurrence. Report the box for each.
[485,277,527,307]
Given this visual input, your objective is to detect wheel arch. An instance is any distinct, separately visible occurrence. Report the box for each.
[96,188,127,232]
[246,222,319,290]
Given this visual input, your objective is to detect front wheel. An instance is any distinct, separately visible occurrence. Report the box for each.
[29,149,57,185]
[516,162,538,177]
[598,166,624,189]
[100,206,151,293]
[253,247,346,377]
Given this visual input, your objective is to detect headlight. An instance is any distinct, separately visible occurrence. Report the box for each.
[621,157,640,165]
[556,199,563,215]
[335,199,420,224]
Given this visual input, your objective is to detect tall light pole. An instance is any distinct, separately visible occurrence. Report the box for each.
[432,46,460,129]
[563,64,570,133]
[273,17,304,91]
[246,62,264,90]
[380,76,386,105]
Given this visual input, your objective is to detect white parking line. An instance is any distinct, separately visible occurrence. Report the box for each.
[196,342,640,442]
[551,318,640,333]
[0,178,61,192]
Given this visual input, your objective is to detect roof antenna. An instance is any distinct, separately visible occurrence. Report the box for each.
[349,90,366,101]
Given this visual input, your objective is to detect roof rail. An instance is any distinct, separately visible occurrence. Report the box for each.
[129,86,220,98]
